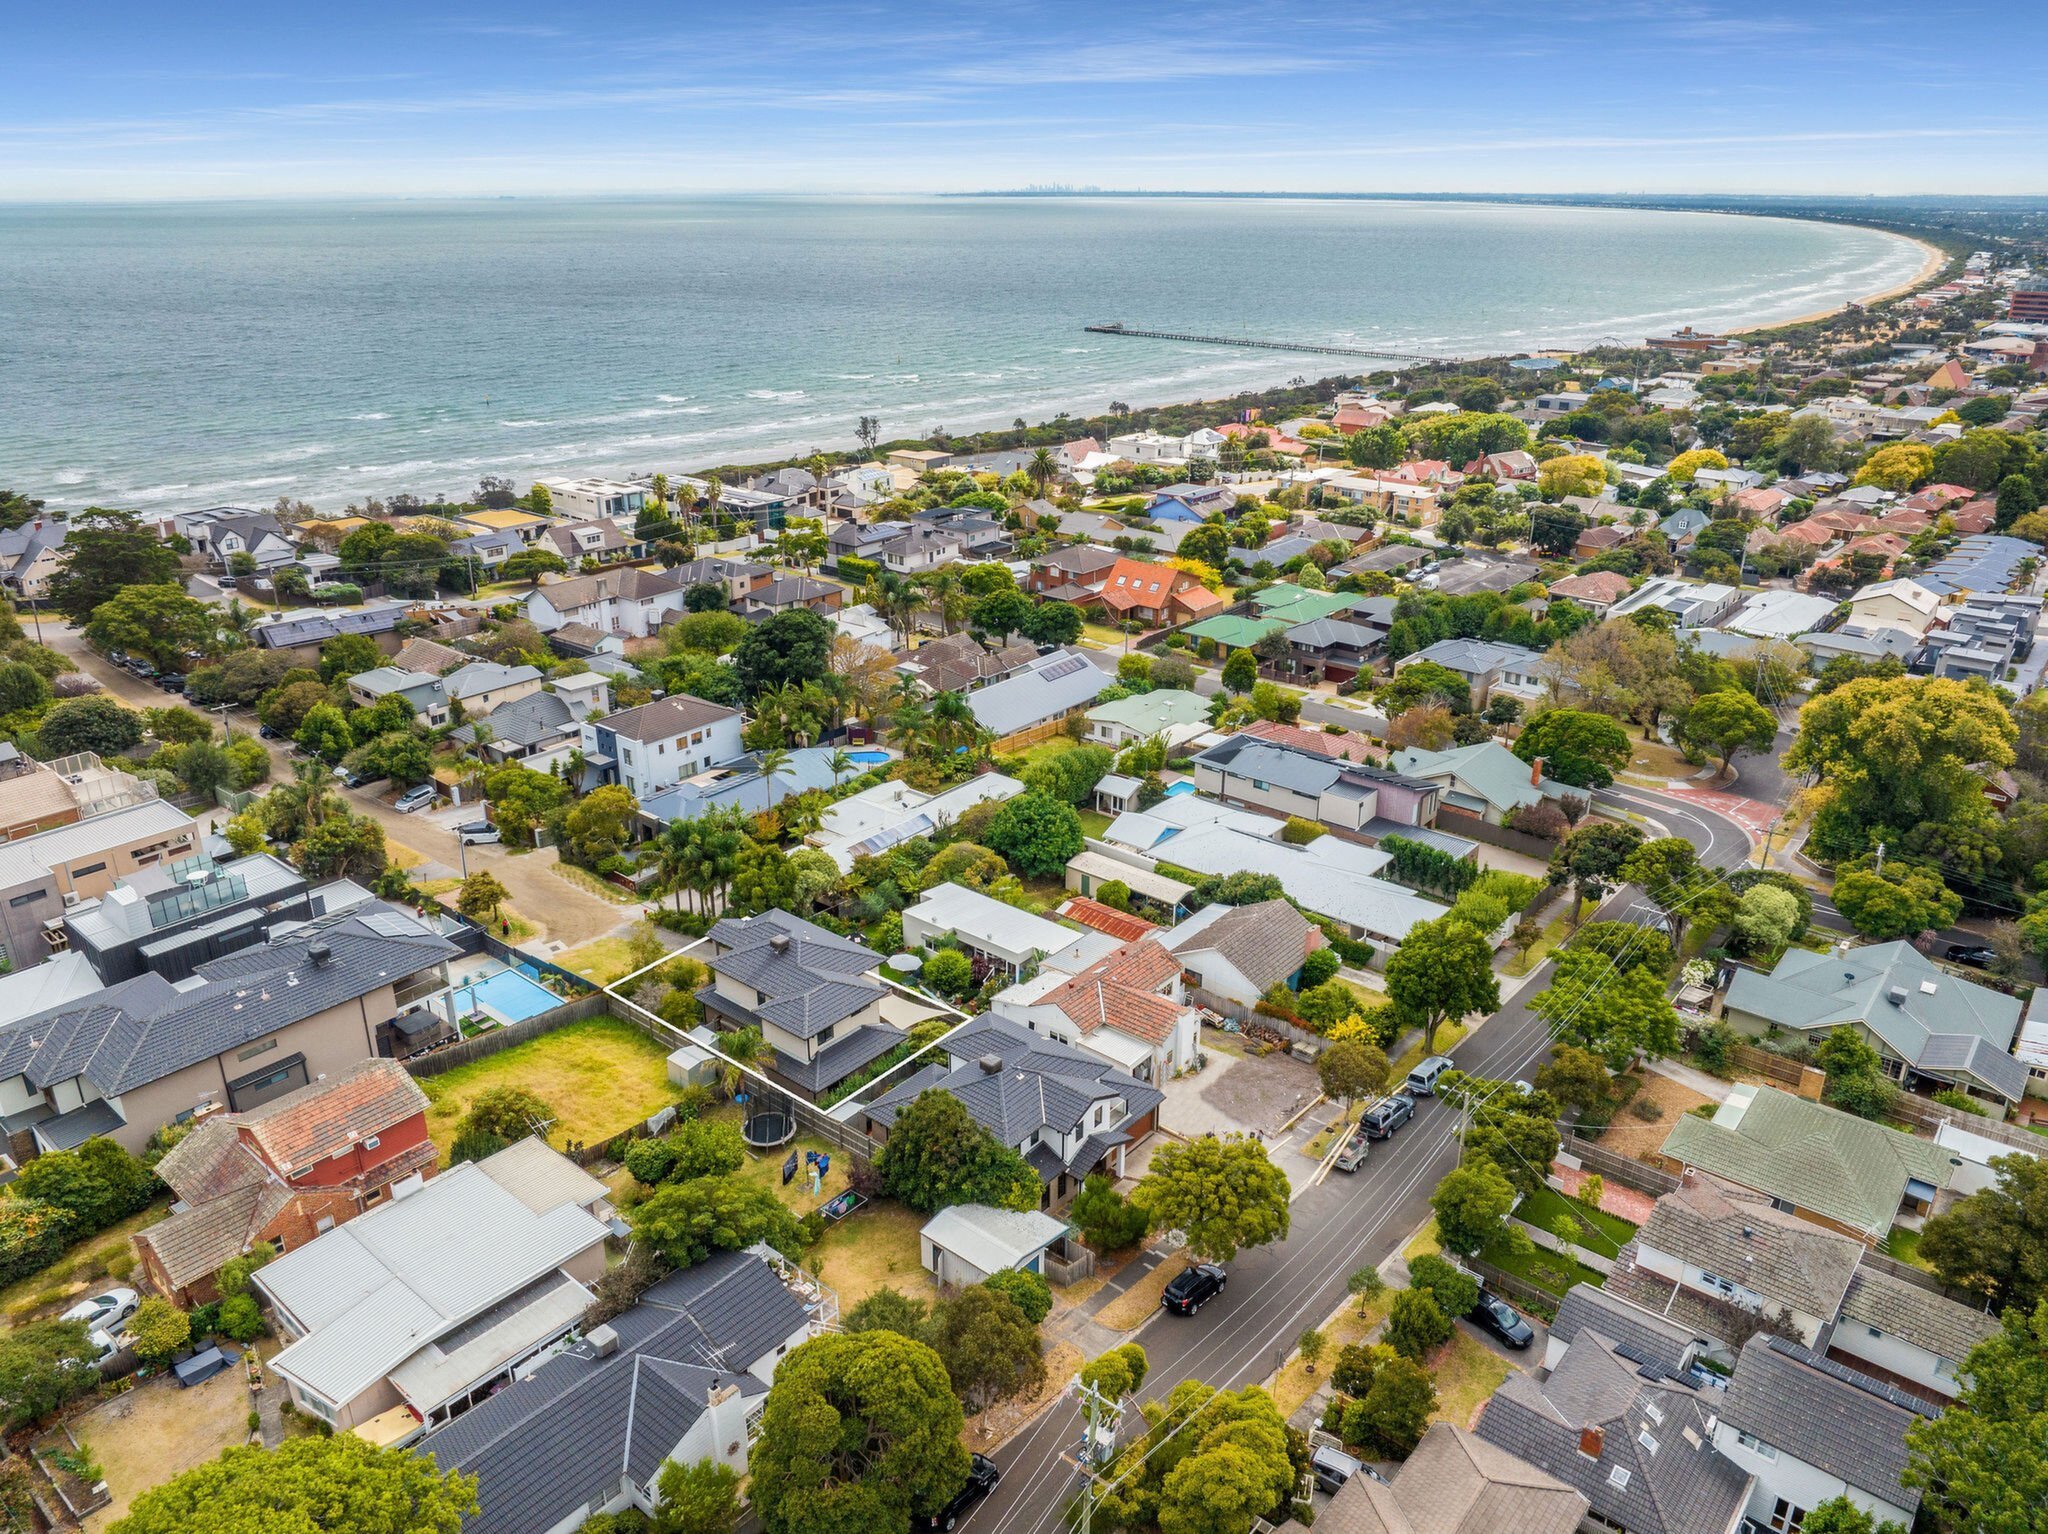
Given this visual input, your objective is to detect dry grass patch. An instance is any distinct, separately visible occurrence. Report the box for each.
[81,1360,257,1529]
[807,1202,930,1309]
[1595,1073,1713,1160]
[384,839,424,871]
[553,861,646,905]
[1269,1288,1398,1419]
[1402,1220,1442,1264]
[557,935,656,986]
[1097,1250,1192,1330]
[1429,1330,1513,1429]
[964,1342,1083,1449]
[1617,738,1699,785]
[731,1133,852,1214]
[419,1016,679,1164]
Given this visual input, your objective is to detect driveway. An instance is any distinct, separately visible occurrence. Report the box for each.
[1160,1039,1320,1140]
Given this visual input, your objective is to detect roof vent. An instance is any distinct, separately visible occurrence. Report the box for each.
[308,941,333,968]
[587,1324,619,1358]
[769,933,792,955]
[1578,1426,1604,1460]
[979,1054,1004,1074]
[1887,986,1908,1007]
[1741,1226,1754,1240]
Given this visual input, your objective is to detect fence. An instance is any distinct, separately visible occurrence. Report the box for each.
[1554,1139,1681,1198]
[1468,1259,1563,1319]
[1888,1090,2042,1142]
[1435,807,1560,861]
[1724,1041,1823,1096]
[402,991,613,1077]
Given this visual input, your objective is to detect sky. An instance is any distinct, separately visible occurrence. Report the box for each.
[6,1,2047,201]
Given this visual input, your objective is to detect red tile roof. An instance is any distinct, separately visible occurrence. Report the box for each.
[1098,557,1191,614]
[1547,571,1633,604]
[1058,898,1159,943]
[241,1058,430,1175]
[1040,936,1188,1045]
[1241,718,1379,763]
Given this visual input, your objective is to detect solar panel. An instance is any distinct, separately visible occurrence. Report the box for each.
[1038,655,1089,682]
[362,910,428,938]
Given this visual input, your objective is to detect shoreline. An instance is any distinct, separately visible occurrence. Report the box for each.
[1728,228,1946,334]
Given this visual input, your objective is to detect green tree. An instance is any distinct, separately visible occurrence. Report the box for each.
[926,1283,1046,1412]
[451,1086,554,1163]
[920,947,974,998]
[40,695,144,757]
[47,509,182,626]
[1620,837,1727,949]
[455,870,510,922]
[1994,473,2039,529]
[10,1137,156,1230]
[500,548,569,587]
[258,678,331,737]
[317,631,383,683]
[1130,1134,1290,1263]
[483,762,572,840]
[1071,1173,1150,1250]
[293,701,353,761]
[1513,708,1631,789]
[129,1297,190,1367]
[1918,1154,2048,1311]
[0,660,51,716]
[1406,1253,1480,1319]
[1221,648,1257,693]
[558,785,639,866]
[1830,862,1962,942]
[1731,883,1804,952]
[145,705,214,744]
[969,588,1034,640]
[875,1090,1040,1214]
[1682,689,1777,777]
[652,1459,743,1534]
[1796,1500,1903,1534]
[108,1433,478,1534]
[983,790,1084,878]
[734,609,833,697]
[1430,1161,1517,1256]
[1021,601,1083,647]
[1385,1287,1452,1359]
[749,1331,969,1534]
[84,585,218,672]
[0,1320,98,1428]
[290,811,386,881]
[843,1287,932,1338]
[174,740,236,797]
[630,1175,805,1268]
[1353,1354,1437,1458]
[1531,948,1681,1069]
[1904,1301,2048,1534]
[1384,917,1499,1053]
[1549,821,1646,924]
[982,1267,1053,1325]
[1534,1046,1612,1116]
[1317,1038,1390,1111]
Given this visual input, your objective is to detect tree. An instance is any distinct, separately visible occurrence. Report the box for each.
[1385,1288,1452,1359]
[47,508,182,626]
[631,1175,804,1268]
[969,587,1034,640]
[919,947,973,998]
[1514,708,1631,789]
[1535,1045,1612,1116]
[11,1136,156,1230]
[500,548,569,586]
[844,1286,932,1338]
[484,762,572,840]
[1537,453,1607,499]
[982,1267,1053,1325]
[291,811,386,881]
[293,701,352,762]
[1904,1301,2048,1534]
[1072,1173,1150,1250]
[926,1283,1046,1412]
[1549,821,1645,923]
[559,785,638,866]
[1730,883,1803,952]
[875,1090,1040,1214]
[1406,1253,1480,1320]
[1853,442,1934,491]
[1385,703,1455,752]
[1666,448,1728,482]
[1221,647,1257,693]
[1682,689,1776,777]
[129,1297,191,1367]
[1317,1039,1390,1111]
[1095,1382,1295,1534]
[1918,1154,2048,1311]
[0,1320,98,1428]
[108,1433,478,1534]
[318,631,383,683]
[625,1119,748,1186]
[84,586,217,672]
[1296,1326,1327,1373]
[146,705,214,745]
[1619,837,1726,949]
[1430,1161,1517,1255]
[652,1459,743,1534]
[455,870,510,923]
[0,660,51,716]
[1796,1500,1902,1534]
[1131,1135,1290,1262]
[1384,917,1498,1053]
[1532,949,1680,1069]
[1352,1353,1437,1459]
[983,791,1083,878]
[451,1086,553,1163]
[1830,862,1961,942]
[1021,601,1083,647]
[734,609,833,697]
[749,1331,969,1534]
[41,695,143,757]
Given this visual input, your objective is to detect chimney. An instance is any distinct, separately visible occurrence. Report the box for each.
[587,1324,619,1358]
[1578,1426,1605,1460]
[769,933,792,955]
[979,1054,1004,1074]
[1530,756,1545,786]
[308,941,332,968]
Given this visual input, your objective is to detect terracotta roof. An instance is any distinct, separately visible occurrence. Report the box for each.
[239,1058,429,1176]
[136,1180,294,1290]
[1547,571,1633,604]
[1040,936,1186,1045]
[1240,718,1379,764]
[1098,557,1190,614]
[1174,584,1228,618]
[1057,898,1158,943]
[393,637,469,674]
[154,1115,268,1204]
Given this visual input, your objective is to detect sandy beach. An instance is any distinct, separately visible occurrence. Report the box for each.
[1731,228,1947,334]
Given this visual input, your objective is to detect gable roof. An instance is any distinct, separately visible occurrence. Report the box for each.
[1240,718,1380,763]
[1837,1266,2000,1365]
[921,1203,1068,1274]
[1037,936,1188,1045]
[450,690,578,750]
[1098,557,1189,612]
[1636,1175,1862,1315]
[1547,571,1634,604]
[965,648,1112,737]
[442,661,542,701]
[236,1057,429,1176]
[1057,897,1158,943]
[1390,740,1560,816]
[1721,1336,1929,1514]
[708,921,885,1040]
[1086,688,1210,734]
[592,694,742,743]
[1297,1423,1587,1534]
[1547,1285,1704,1379]
[1659,1084,1958,1237]
[1165,899,1318,994]
[530,566,687,614]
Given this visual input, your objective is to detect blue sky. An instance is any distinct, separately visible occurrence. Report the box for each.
[6,1,2045,200]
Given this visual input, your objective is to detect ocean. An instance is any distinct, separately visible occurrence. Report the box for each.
[0,196,1924,512]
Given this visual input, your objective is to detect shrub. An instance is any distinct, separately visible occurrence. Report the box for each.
[1281,816,1325,845]
[0,1200,81,1289]
[217,1294,265,1343]
[1931,1088,1988,1117]
[1385,1288,1452,1359]
[1299,948,1341,988]
[1628,1097,1664,1121]
[982,1268,1053,1325]
[130,1297,191,1367]
[215,1243,275,1299]
[1071,1173,1149,1249]
[922,947,974,998]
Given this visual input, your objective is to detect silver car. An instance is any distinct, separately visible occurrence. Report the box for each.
[61,1286,139,1330]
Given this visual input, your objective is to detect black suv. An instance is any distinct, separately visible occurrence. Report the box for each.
[1361,1093,1415,1141]
[1161,1263,1227,1315]
[917,1454,1000,1532]
[1469,1291,1535,1350]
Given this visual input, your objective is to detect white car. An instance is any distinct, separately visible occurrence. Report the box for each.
[61,1287,139,1330]
[393,784,437,813]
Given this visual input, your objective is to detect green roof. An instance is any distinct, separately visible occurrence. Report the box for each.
[1085,688,1211,732]
[1186,614,1287,648]
[1658,1083,1955,1238]
[1251,583,1354,623]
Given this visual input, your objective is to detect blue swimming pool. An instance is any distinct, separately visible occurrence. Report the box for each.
[1163,781,1197,797]
[846,750,890,765]
[456,968,560,1024]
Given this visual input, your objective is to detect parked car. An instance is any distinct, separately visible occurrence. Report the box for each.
[61,1287,139,1331]
[916,1454,1000,1533]
[1946,944,1998,969]
[1333,1131,1370,1173]
[334,766,373,789]
[457,821,501,845]
[393,784,437,813]
[1469,1291,1535,1350]
[258,724,280,740]
[1310,1445,1363,1495]
[1161,1263,1227,1316]
[158,674,187,694]
[1361,1093,1414,1140]
[1405,1055,1455,1097]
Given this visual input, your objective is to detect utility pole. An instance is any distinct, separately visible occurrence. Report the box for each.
[1756,818,1780,869]
[1069,1375,1127,1534]
[1874,839,1886,876]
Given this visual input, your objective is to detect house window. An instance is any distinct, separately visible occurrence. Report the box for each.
[1735,1430,1778,1462]
[1768,1499,1806,1533]
[816,1024,835,1045]
[71,862,106,879]
[8,889,45,908]
[363,1135,381,1151]
[236,1038,278,1062]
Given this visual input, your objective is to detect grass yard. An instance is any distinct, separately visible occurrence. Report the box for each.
[965,1341,1082,1449]
[1269,1286,1399,1419]
[1478,1235,1604,1299]
[1884,1226,1930,1269]
[1429,1330,1513,1429]
[1403,1220,1442,1263]
[1016,735,1084,768]
[1077,808,1113,840]
[81,1351,260,1529]
[419,1016,679,1164]
[557,933,666,986]
[1506,916,1568,978]
[732,1133,852,1214]
[808,1202,930,1309]
[1514,1184,1639,1255]
[1616,738,1700,785]
[1098,1250,1193,1330]
[384,839,424,871]
[1,1201,168,1325]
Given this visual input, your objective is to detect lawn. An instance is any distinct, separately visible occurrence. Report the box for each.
[1,1201,168,1325]
[418,1016,679,1164]
[808,1202,930,1309]
[1403,1220,1442,1263]
[1429,1330,1513,1430]
[1078,808,1113,840]
[557,933,665,986]
[1884,1226,1930,1270]
[81,1356,259,1530]
[553,861,647,905]
[732,1132,852,1214]
[1506,916,1567,978]
[1016,735,1084,768]
[1478,1234,1604,1299]
[1270,1286,1399,1419]
[1099,1250,1192,1330]
[1514,1184,1639,1256]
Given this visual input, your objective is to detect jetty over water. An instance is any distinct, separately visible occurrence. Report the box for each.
[1083,322,1452,363]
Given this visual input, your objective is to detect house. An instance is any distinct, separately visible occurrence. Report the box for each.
[420,1248,822,1534]
[1161,899,1322,1020]
[60,851,312,985]
[348,666,452,725]
[0,798,202,977]
[808,773,1026,872]
[966,648,1113,746]
[0,517,71,598]
[1610,576,1743,629]
[540,477,648,522]
[1085,689,1211,751]
[581,696,746,802]
[870,525,966,575]
[1336,543,1428,578]
[828,520,912,569]
[1843,578,1943,637]
[1144,483,1234,522]
[1239,718,1380,764]
[1052,510,1131,544]
[450,528,529,576]
[893,630,1041,696]
[1229,532,1320,569]
[1193,733,1446,842]
[902,881,1099,984]
[522,567,692,638]
[1273,1423,1587,1534]
[1695,466,1765,493]
[1393,638,1547,707]
[921,1203,1070,1289]
[1096,558,1221,627]
[1427,556,1540,598]
[1542,1284,1708,1376]
[1056,897,1157,943]
[863,1015,1162,1207]
[737,574,844,619]
[695,912,907,1101]
[134,1059,437,1304]
[1722,589,1839,641]
[1713,1336,1929,1534]
[994,934,1202,1082]
[0,744,134,843]
[256,1138,612,1431]
[1464,449,1538,481]
[1388,740,1576,828]
[442,661,545,717]
[1722,942,2027,1108]
[1028,544,1122,601]
[1920,591,2041,681]
[667,556,774,604]
[1655,1086,1955,1241]
[1545,570,1634,616]
[542,518,641,567]
[1574,524,1634,559]
[1733,485,1795,520]
[637,747,845,833]
[460,507,554,545]
[1474,1328,1752,1534]
[1284,617,1383,682]
[174,506,297,570]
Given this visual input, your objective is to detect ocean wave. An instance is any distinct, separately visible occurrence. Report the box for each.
[51,469,89,486]
[746,389,806,401]
[498,418,555,428]
[349,412,391,421]
[656,393,691,403]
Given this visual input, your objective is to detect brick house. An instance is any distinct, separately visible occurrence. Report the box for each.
[134,1058,439,1304]
[1096,558,1223,626]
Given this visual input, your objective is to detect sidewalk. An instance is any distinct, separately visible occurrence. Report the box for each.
[1642,1055,1733,1103]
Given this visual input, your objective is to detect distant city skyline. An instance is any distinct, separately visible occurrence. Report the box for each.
[7,1,2048,201]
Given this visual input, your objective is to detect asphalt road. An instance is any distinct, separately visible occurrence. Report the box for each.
[969,784,1754,1534]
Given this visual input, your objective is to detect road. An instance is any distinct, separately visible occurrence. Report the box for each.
[968,784,1752,1534]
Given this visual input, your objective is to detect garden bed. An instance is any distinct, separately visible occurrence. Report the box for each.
[1513,1185,1638,1255]
[1477,1236,1604,1299]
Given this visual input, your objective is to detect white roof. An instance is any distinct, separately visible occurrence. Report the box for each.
[1850,579,1941,616]
[257,1144,609,1408]
[1722,589,1840,640]
[1934,1119,2041,1170]
[476,1133,608,1214]
[1066,851,1195,906]
[906,880,1081,963]
[0,951,99,1029]
[1151,824,1444,944]
[921,1203,1067,1275]
[0,799,195,894]
[811,773,1025,871]
[1100,795,1277,853]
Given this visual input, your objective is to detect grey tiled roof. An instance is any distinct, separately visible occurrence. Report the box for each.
[450,691,577,750]
[1721,1336,1928,1513]
[1548,1285,1706,1379]
[594,694,743,743]
[1837,1267,2000,1368]
[770,1023,909,1094]
[1172,899,1315,993]
[1636,1177,1862,1317]
[706,916,883,1041]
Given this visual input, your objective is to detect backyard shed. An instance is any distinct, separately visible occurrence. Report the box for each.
[920,1203,1069,1288]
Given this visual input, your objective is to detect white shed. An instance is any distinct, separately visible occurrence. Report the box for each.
[920,1203,1069,1289]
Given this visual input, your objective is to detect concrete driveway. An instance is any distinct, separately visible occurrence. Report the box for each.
[1161,1040,1320,1140]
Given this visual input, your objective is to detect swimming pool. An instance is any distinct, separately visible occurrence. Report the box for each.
[846,750,891,765]
[1163,781,1197,798]
[454,968,561,1024]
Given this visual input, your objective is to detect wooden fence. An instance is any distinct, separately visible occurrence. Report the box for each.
[1725,1041,1824,1096]
[402,992,612,1077]
[1436,807,1561,861]
[1554,1139,1681,1198]
[1468,1259,1564,1319]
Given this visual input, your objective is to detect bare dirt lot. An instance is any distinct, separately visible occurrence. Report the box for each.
[1160,1041,1319,1140]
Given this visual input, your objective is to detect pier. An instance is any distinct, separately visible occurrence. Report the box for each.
[1083,322,1451,363]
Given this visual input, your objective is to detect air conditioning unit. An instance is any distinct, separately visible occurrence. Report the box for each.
[61,891,79,909]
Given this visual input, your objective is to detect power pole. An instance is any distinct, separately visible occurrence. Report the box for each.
[1756,818,1780,869]
[1874,840,1886,876]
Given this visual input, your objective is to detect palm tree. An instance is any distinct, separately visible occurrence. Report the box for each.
[917,569,969,635]
[929,690,976,758]
[755,746,792,788]
[1027,447,1059,498]
[870,572,922,647]
[888,694,931,754]
[828,748,855,788]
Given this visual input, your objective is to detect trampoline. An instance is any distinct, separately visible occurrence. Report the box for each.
[740,1094,798,1149]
